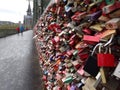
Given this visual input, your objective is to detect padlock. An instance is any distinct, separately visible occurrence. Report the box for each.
[66,62,73,68]
[77,65,84,76]
[90,23,103,32]
[67,22,75,29]
[105,18,120,30]
[62,76,73,83]
[82,28,92,35]
[65,6,74,18]
[95,29,116,40]
[87,2,95,12]
[98,15,110,22]
[83,35,100,43]
[72,51,79,60]
[102,1,120,14]
[76,81,84,89]
[113,62,120,78]
[94,72,102,88]
[86,10,102,21]
[48,23,61,32]
[55,72,62,80]
[105,0,115,5]
[57,79,64,87]
[74,26,83,37]
[59,46,66,52]
[83,44,100,77]
[66,49,74,58]
[72,60,81,69]
[75,41,88,50]
[71,12,87,21]
[82,77,96,90]
[92,0,103,2]
[69,34,80,47]
[70,82,77,90]
[64,59,70,63]
[87,2,101,13]
[83,55,100,77]
[84,0,91,4]
[80,2,88,11]
[70,67,76,73]
[109,9,120,18]
[97,44,115,83]
[57,6,63,15]
[78,52,89,62]
[42,75,47,81]
[73,50,78,56]
[97,45,115,67]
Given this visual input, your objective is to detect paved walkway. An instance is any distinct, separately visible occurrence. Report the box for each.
[0,30,43,90]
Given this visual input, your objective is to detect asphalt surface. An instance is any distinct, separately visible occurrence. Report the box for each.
[0,30,43,90]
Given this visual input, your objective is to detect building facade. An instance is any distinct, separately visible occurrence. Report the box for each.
[24,1,33,29]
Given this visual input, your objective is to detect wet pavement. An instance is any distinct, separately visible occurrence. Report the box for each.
[0,30,43,90]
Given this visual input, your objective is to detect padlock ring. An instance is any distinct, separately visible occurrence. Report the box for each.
[98,45,109,53]
[91,43,103,56]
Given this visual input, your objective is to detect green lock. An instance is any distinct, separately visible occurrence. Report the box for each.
[73,50,78,56]
[92,0,103,2]
[70,67,76,73]
[72,50,78,60]
[67,63,73,68]
[105,0,115,5]
[64,76,73,83]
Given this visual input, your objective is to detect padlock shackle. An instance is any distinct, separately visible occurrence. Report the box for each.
[91,43,103,56]
[98,44,103,53]
[91,34,114,55]
[108,46,111,54]
[104,34,114,47]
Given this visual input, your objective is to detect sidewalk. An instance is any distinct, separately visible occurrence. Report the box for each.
[0,30,43,90]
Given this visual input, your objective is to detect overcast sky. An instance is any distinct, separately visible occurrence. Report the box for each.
[0,0,33,23]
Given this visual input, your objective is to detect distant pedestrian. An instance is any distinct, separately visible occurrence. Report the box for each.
[16,27,20,34]
[20,25,24,35]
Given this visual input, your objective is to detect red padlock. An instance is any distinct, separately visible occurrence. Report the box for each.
[83,35,100,43]
[97,45,115,67]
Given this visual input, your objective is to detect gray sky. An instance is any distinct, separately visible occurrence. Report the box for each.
[0,0,33,23]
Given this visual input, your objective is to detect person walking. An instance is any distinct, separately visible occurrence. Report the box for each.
[19,24,24,35]
[16,27,20,34]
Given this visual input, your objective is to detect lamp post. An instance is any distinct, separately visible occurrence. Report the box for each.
[33,0,38,25]
[33,0,50,25]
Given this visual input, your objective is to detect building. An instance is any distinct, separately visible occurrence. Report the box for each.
[24,1,33,29]
[0,21,15,25]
